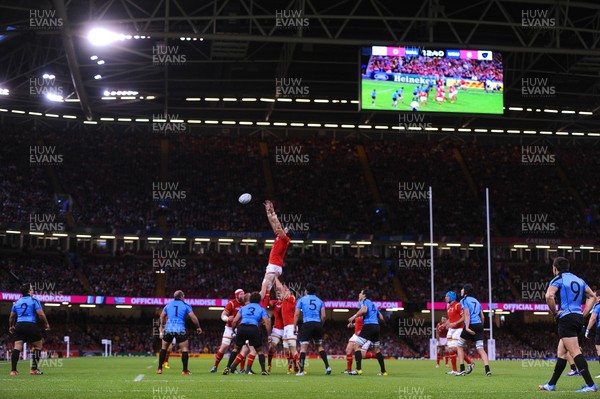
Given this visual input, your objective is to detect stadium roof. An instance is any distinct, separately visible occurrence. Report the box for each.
[0,0,599,135]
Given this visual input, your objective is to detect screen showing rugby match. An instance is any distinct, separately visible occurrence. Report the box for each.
[360,46,504,114]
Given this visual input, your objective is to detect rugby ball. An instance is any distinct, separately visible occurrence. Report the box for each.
[238,193,252,204]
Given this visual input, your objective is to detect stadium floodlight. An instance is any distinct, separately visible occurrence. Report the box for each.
[0,88,9,95]
[46,93,64,102]
[94,75,102,80]
[88,28,125,46]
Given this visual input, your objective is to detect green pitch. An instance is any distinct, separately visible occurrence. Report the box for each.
[361,80,503,114]
[0,357,596,399]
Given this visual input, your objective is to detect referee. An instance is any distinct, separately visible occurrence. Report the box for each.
[539,257,597,392]
[9,283,50,375]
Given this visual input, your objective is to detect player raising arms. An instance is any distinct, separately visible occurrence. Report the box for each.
[539,257,597,392]
[211,289,246,373]
[260,200,292,300]
[157,290,202,375]
[445,291,474,375]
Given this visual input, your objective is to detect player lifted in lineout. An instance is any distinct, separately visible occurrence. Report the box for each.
[260,200,292,300]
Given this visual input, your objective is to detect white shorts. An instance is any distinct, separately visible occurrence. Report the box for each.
[283,325,297,348]
[436,96,444,102]
[271,328,284,344]
[265,264,283,276]
[348,334,359,343]
[447,328,463,348]
[438,337,448,346]
[449,93,456,99]
[221,326,234,346]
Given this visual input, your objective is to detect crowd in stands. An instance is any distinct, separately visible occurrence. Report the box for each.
[366,54,503,81]
[1,126,599,239]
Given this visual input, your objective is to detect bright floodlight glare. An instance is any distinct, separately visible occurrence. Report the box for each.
[94,75,102,80]
[97,60,105,65]
[90,55,98,60]
[46,93,64,102]
[103,91,109,96]
[88,28,118,46]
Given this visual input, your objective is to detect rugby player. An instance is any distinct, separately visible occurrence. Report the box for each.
[210,289,246,373]
[8,283,50,375]
[436,316,449,368]
[260,200,291,300]
[445,291,474,375]
[157,290,202,375]
[539,257,597,392]
[456,284,491,377]
[584,290,600,378]
[294,283,331,376]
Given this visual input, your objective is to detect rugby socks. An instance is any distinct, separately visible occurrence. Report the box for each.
[240,358,246,370]
[346,354,353,371]
[246,354,255,372]
[376,352,386,373]
[485,365,491,374]
[164,350,170,364]
[464,354,473,365]
[460,363,465,372]
[293,352,300,371]
[354,350,362,370]
[574,354,594,387]
[319,350,330,368]
[181,352,189,372]
[157,349,167,370]
[268,348,275,368]
[445,355,449,365]
[570,363,577,372]
[11,349,20,372]
[31,349,41,370]
[449,353,457,372]
[226,351,237,369]
[299,352,306,372]
[258,354,266,373]
[214,351,224,367]
[437,354,442,366]
[549,358,567,385]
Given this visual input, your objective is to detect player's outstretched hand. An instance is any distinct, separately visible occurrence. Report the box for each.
[196,327,203,335]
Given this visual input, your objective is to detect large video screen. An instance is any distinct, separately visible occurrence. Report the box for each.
[360,46,504,114]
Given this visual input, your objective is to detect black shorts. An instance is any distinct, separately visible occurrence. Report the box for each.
[595,330,600,346]
[298,322,323,344]
[460,323,485,342]
[14,322,42,343]
[235,324,262,348]
[557,313,584,339]
[163,331,188,344]
[358,324,381,344]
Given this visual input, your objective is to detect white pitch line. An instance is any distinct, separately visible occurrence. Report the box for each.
[146,366,152,369]
[133,374,144,382]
